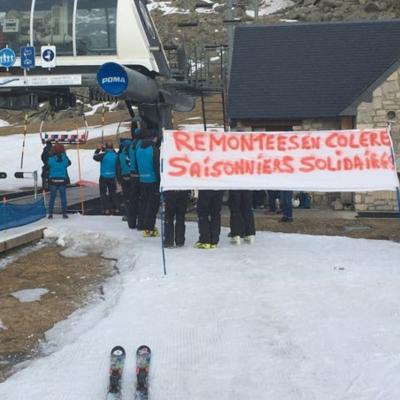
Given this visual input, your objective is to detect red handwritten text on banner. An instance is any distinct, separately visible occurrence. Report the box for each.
[161,129,399,192]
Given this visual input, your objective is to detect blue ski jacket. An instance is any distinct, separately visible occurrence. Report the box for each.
[93,148,118,179]
[48,153,71,182]
[136,139,160,183]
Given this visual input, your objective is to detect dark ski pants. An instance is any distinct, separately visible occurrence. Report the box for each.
[280,190,293,218]
[120,176,131,215]
[48,184,67,215]
[163,190,189,246]
[267,190,280,212]
[127,177,141,229]
[197,190,224,245]
[99,177,119,213]
[253,190,266,208]
[139,182,160,231]
[41,166,49,191]
[229,190,255,237]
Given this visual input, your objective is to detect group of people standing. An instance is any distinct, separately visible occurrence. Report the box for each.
[94,125,161,240]
[192,189,256,249]
[41,122,298,249]
[95,124,192,247]
[94,123,257,249]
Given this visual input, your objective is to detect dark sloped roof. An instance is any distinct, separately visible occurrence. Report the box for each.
[228,20,400,120]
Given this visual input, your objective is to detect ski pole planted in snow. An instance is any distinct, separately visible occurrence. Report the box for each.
[160,189,167,275]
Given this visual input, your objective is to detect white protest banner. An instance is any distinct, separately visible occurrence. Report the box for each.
[160,128,400,192]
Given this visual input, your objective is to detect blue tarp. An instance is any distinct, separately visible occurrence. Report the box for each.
[0,197,46,231]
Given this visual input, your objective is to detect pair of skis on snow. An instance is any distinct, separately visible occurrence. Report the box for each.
[107,345,151,400]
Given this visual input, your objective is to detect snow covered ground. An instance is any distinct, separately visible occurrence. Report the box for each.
[246,0,294,17]
[1,117,399,398]
[11,288,49,303]
[147,0,293,16]
[1,215,400,399]
[148,1,190,15]
[0,119,10,128]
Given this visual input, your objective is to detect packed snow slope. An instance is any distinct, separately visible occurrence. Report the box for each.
[1,215,400,399]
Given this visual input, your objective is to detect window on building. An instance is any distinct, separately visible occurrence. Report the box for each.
[76,0,117,55]
[33,0,74,55]
[0,1,31,51]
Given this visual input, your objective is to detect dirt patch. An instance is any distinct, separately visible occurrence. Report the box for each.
[0,244,115,382]
[250,214,400,242]
[186,209,400,242]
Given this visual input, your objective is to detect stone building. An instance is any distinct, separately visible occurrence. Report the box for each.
[228,20,400,213]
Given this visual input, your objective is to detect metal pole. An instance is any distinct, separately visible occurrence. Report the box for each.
[160,190,167,276]
[76,138,85,215]
[33,170,38,199]
[396,187,400,217]
[387,123,400,217]
[206,47,210,85]
[254,0,259,18]
[194,46,198,87]
[101,103,105,144]
[225,0,234,86]
[221,90,227,132]
[201,92,207,131]
[159,147,167,275]
[219,45,224,84]
[20,112,28,169]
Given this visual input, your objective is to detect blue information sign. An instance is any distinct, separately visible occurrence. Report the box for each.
[20,46,36,69]
[0,48,16,68]
[42,49,55,62]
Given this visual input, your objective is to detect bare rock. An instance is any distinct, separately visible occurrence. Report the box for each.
[333,198,344,211]
[364,2,381,12]
[320,0,338,9]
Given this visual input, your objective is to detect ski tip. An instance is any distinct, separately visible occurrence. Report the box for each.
[111,345,126,356]
[136,345,151,354]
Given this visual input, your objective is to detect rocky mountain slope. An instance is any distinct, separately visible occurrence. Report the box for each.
[151,0,400,49]
[277,0,400,22]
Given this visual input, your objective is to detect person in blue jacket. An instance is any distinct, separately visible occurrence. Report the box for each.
[135,128,160,237]
[93,141,119,215]
[116,139,132,221]
[126,125,142,229]
[47,143,71,219]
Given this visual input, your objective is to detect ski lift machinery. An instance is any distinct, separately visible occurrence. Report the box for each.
[0,0,194,136]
